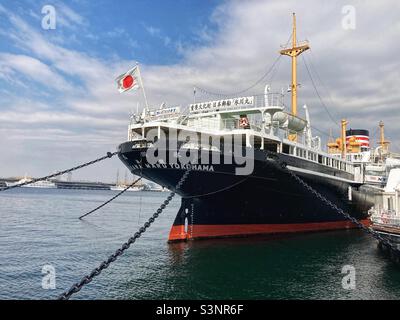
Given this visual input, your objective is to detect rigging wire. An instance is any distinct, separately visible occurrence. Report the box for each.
[301,54,340,128]
[380,127,400,152]
[369,126,380,150]
[194,55,282,98]
[307,50,341,115]
[310,125,331,138]
[194,33,293,98]
[268,54,283,88]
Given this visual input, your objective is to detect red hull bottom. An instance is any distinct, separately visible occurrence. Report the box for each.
[168,219,371,242]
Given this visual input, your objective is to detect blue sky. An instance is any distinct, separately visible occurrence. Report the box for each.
[0,0,219,107]
[1,0,219,64]
[0,0,222,181]
[0,0,399,182]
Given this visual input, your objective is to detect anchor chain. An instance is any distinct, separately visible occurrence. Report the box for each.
[265,150,399,254]
[0,151,118,192]
[79,177,143,220]
[58,168,191,300]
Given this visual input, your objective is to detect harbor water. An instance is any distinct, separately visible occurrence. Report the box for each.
[1,188,400,300]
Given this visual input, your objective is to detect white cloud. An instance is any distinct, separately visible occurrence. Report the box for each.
[0,0,400,181]
[145,25,161,37]
[0,53,73,91]
[54,1,88,30]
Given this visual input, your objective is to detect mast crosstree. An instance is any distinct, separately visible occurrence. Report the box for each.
[280,13,310,140]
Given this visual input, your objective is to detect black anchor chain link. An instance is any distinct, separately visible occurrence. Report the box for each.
[264,150,399,254]
[0,152,118,192]
[58,168,191,300]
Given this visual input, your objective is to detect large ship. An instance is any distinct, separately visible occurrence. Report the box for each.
[117,14,385,241]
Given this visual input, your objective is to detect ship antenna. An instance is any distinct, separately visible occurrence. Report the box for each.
[280,13,310,140]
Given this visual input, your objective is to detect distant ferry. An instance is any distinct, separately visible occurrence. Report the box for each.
[6,178,56,189]
[117,14,398,241]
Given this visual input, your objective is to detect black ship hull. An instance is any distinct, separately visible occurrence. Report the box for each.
[118,141,375,241]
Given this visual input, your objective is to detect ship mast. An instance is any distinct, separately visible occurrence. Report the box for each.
[341,119,348,159]
[280,13,310,140]
[379,120,390,155]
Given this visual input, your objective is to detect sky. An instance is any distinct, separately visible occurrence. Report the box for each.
[0,0,399,182]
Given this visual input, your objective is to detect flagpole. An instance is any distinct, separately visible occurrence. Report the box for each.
[137,64,149,112]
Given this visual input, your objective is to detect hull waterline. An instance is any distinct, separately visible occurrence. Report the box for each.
[118,141,374,242]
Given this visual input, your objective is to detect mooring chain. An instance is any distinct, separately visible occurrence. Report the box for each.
[265,151,399,253]
[58,168,191,300]
[79,177,143,220]
[0,152,118,192]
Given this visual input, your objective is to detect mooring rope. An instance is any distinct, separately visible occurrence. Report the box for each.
[0,152,118,192]
[79,176,143,220]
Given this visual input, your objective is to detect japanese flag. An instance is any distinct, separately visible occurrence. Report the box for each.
[116,66,140,93]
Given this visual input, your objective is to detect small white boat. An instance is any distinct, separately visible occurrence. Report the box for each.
[5,177,56,189]
[110,184,144,192]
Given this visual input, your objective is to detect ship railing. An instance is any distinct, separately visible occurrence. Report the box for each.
[278,128,307,145]
[221,119,263,132]
[280,39,309,50]
[188,93,285,114]
[260,93,285,108]
[129,93,286,127]
[370,211,400,227]
[245,93,286,109]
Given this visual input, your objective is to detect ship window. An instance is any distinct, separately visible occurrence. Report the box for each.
[388,198,392,211]
[282,144,290,154]
[264,143,278,152]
